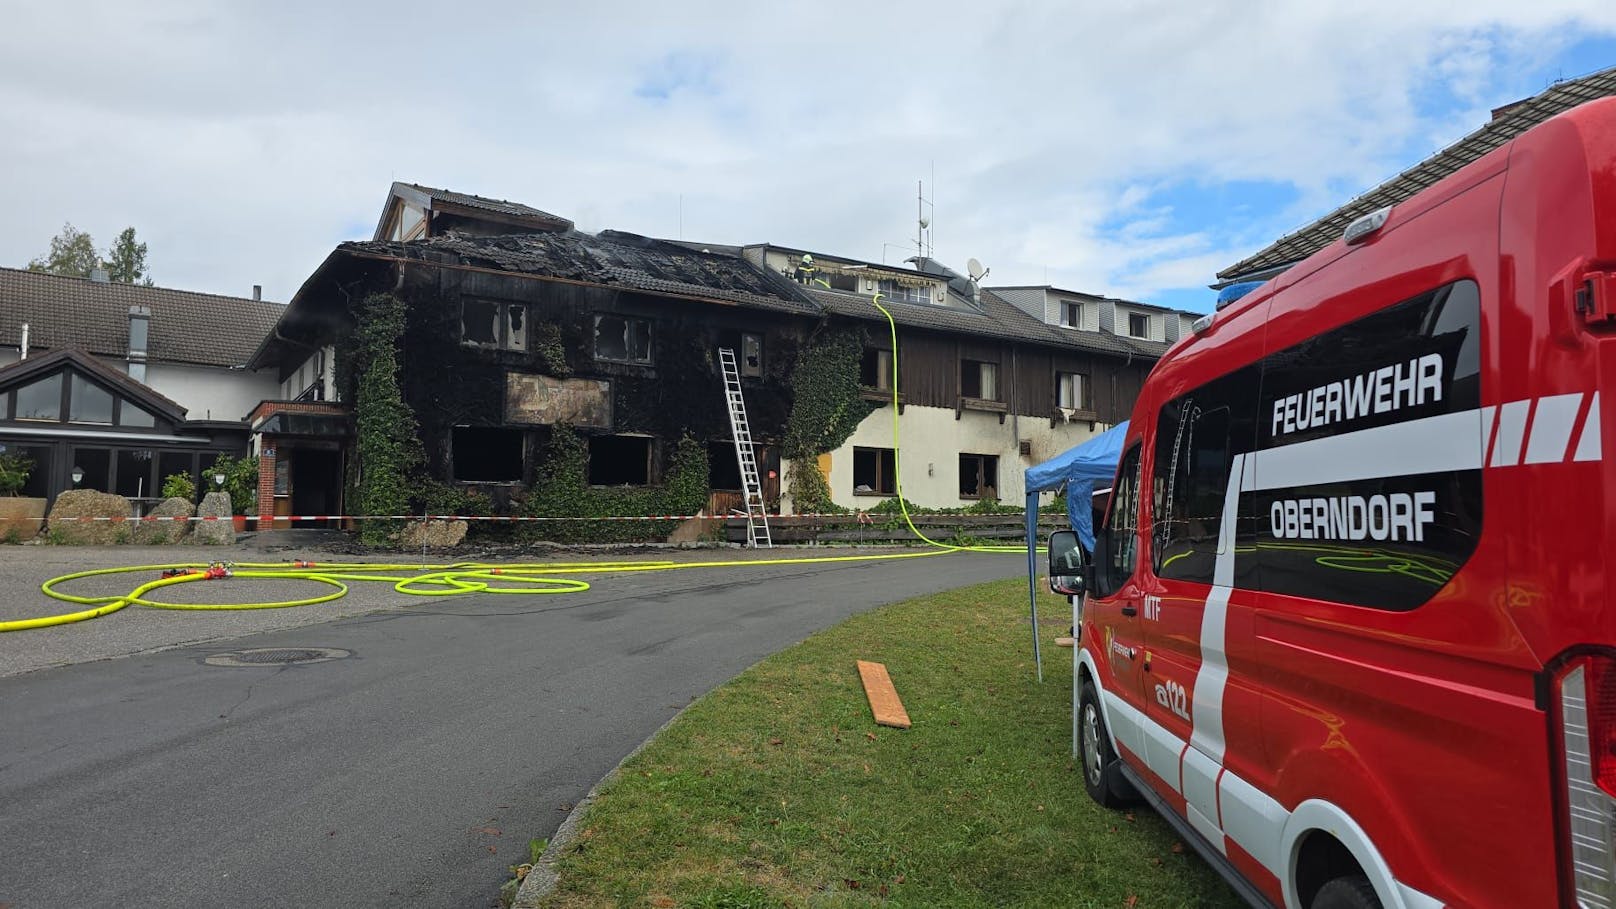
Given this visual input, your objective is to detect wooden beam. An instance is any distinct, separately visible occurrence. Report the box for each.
[856,660,912,729]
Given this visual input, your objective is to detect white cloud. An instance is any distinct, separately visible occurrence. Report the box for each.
[1,0,1613,310]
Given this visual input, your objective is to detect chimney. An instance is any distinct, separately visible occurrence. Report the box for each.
[253,285,262,301]
[128,306,151,382]
[90,267,109,283]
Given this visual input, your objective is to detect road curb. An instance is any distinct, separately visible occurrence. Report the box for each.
[510,702,698,908]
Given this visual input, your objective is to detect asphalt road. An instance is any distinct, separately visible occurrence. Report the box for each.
[0,548,1026,908]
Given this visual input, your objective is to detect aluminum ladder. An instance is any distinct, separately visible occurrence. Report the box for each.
[718,348,772,548]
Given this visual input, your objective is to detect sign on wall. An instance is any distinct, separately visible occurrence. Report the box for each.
[504,373,612,429]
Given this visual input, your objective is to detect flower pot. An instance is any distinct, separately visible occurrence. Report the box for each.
[0,497,47,541]
[233,515,248,532]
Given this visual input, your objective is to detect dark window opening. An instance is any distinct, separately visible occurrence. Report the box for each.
[824,272,859,292]
[462,300,499,346]
[959,453,999,500]
[1061,301,1083,328]
[10,445,54,498]
[115,449,157,499]
[158,451,194,499]
[462,300,528,351]
[859,349,892,389]
[594,315,653,364]
[961,359,998,400]
[853,447,896,496]
[708,441,743,490]
[70,447,112,493]
[1128,312,1150,338]
[453,427,525,482]
[589,435,653,486]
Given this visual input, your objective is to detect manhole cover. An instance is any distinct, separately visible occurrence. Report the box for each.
[204,647,351,668]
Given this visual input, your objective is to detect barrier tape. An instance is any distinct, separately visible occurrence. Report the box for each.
[41,511,1049,523]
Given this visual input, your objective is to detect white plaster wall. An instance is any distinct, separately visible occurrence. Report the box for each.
[144,362,279,422]
[276,346,337,401]
[783,403,1109,512]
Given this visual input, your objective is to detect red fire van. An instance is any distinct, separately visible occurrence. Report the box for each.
[1048,96,1616,908]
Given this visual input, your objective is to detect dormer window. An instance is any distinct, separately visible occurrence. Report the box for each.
[1060,300,1085,329]
[1128,312,1151,339]
[877,279,931,306]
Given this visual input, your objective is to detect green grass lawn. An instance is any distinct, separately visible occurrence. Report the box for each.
[532,576,1243,908]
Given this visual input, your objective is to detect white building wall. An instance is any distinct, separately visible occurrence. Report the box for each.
[785,404,1109,512]
[277,346,336,401]
[144,362,279,422]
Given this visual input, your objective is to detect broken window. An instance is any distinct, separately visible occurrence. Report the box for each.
[859,349,892,389]
[594,315,653,364]
[13,373,62,421]
[959,453,999,500]
[452,427,524,482]
[1056,372,1089,410]
[961,360,998,400]
[741,333,763,378]
[823,272,858,292]
[589,435,653,485]
[853,447,896,496]
[462,300,529,351]
[115,449,156,498]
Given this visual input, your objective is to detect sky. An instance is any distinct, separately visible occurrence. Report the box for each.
[3,2,1615,315]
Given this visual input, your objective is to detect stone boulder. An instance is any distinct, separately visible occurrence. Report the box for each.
[47,490,134,545]
[399,519,468,549]
[193,491,235,545]
[134,496,195,545]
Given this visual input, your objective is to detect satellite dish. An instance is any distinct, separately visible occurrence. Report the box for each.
[967,258,986,280]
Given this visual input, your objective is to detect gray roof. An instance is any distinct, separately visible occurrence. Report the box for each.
[397,182,573,230]
[808,285,1163,358]
[0,267,285,368]
[1218,64,1616,282]
[339,230,823,316]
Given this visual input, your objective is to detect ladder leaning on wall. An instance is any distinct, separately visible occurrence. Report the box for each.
[717,348,772,549]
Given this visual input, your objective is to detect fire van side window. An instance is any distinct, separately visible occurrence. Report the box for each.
[1151,364,1262,586]
[1101,443,1143,592]
[1251,279,1483,610]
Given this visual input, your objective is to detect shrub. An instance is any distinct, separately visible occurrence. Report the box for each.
[161,471,197,501]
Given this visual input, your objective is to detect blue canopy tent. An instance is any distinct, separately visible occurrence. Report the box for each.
[1021,421,1128,680]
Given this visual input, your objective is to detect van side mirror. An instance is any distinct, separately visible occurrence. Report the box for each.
[1047,530,1087,597]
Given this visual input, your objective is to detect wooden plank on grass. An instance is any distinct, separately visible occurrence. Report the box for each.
[856,660,912,729]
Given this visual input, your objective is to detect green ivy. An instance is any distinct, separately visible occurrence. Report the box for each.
[521,426,708,544]
[532,321,571,377]
[352,292,426,544]
[782,329,873,513]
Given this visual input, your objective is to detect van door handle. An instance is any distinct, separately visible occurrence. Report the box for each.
[1120,604,1138,617]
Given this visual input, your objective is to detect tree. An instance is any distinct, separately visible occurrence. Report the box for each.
[104,227,152,286]
[27,223,99,278]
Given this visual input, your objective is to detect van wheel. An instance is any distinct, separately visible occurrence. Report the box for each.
[1311,875,1381,909]
[1078,681,1134,807]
